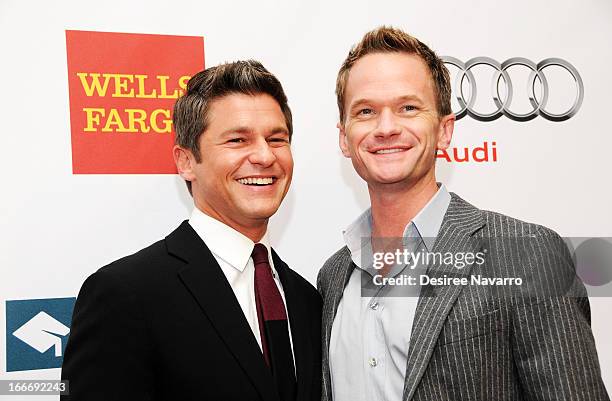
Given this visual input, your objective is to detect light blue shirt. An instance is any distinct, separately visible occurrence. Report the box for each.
[329,185,451,401]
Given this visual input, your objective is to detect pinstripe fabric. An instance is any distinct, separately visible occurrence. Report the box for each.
[318,193,609,401]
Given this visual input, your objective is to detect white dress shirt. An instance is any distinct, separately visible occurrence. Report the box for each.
[188,207,294,359]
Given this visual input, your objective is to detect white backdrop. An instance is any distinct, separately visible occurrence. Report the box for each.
[1,0,611,398]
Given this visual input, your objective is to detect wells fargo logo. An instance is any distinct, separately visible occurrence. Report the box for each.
[66,30,204,173]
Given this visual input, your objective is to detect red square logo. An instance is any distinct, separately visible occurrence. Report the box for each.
[66,30,204,174]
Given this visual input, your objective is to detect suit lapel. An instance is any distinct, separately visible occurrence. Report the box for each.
[321,249,355,401]
[402,194,485,401]
[322,258,354,351]
[166,221,279,401]
[272,250,311,401]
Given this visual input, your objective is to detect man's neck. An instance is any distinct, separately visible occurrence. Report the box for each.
[369,176,439,239]
[193,202,268,243]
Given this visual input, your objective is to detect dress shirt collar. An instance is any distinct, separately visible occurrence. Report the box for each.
[343,184,451,268]
[189,207,271,272]
[411,183,451,251]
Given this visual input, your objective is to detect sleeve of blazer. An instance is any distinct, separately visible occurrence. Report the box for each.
[61,268,154,401]
[511,227,610,401]
[316,268,326,299]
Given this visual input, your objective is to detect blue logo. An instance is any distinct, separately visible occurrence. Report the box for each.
[6,297,76,372]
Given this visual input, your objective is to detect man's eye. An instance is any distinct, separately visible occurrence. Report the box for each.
[358,108,374,116]
[402,105,416,112]
[268,137,289,143]
[228,138,245,143]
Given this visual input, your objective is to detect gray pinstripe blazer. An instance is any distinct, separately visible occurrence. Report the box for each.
[317,193,609,401]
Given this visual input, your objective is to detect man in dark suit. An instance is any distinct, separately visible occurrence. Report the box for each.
[61,60,322,401]
[317,27,609,401]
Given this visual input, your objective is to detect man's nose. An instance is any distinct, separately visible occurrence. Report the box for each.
[374,108,401,138]
[248,137,276,167]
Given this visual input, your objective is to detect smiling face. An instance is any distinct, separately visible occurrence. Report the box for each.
[174,93,293,233]
[339,52,454,192]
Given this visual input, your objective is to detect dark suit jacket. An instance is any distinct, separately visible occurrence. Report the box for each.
[61,221,322,401]
[318,193,609,401]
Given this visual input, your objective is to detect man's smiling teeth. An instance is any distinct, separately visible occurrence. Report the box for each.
[237,177,274,185]
[374,148,405,154]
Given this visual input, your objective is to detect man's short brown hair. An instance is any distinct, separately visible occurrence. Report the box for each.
[173,60,292,163]
[173,60,292,194]
[336,26,452,123]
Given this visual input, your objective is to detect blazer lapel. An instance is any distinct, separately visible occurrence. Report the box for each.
[321,248,355,401]
[166,221,279,401]
[272,250,312,401]
[402,194,485,401]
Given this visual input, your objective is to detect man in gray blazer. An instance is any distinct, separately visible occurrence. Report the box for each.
[317,26,609,401]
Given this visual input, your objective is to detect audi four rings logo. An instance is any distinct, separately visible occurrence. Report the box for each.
[442,57,584,122]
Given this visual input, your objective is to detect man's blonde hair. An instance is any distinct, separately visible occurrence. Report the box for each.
[336,26,452,123]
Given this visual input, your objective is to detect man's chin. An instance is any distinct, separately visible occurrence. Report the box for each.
[365,173,415,187]
[359,163,417,182]
[238,204,281,221]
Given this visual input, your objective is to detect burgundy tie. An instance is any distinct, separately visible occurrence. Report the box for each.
[252,243,296,401]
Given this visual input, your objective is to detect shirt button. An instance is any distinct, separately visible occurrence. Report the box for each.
[370,301,379,310]
[368,357,377,367]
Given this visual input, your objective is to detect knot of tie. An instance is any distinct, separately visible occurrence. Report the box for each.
[252,243,269,267]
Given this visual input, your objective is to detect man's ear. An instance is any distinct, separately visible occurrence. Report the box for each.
[173,145,197,182]
[338,122,351,158]
[436,113,455,151]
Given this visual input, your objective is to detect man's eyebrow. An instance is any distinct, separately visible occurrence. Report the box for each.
[349,98,372,110]
[220,126,289,135]
[221,126,251,135]
[394,94,424,103]
[349,94,424,109]
[269,127,289,135]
